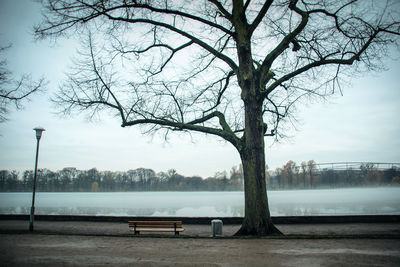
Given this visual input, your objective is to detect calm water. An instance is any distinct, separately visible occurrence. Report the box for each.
[1,187,399,217]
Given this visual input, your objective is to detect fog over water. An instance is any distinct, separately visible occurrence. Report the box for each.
[1,187,399,217]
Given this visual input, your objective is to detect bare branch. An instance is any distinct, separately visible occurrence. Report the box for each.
[263,28,382,96]
[258,2,309,87]
[110,2,234,35]
[248,0,274,36]
[0,45,46,122]
[207,0,232,20]
[122,112,241,150]
[203,71,235,114]
[105,17,238,71]
[35,1,238,71]
[87,34,127,124]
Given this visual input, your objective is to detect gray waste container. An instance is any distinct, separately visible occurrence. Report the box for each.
[211,219,223,237]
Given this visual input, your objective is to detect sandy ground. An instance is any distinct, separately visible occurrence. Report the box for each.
[1,220,400,266]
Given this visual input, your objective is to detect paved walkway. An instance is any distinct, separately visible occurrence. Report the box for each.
[1,220,400,237]
[1,220,400,266]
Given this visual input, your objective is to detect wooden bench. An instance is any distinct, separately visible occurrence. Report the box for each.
[128,221,184,235]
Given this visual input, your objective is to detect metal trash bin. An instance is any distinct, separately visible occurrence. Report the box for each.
[211,219,223,237]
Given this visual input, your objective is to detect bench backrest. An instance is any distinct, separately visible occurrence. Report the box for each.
[128,221,183,228]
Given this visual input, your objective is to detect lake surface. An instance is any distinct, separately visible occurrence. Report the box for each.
[1,187,399,217]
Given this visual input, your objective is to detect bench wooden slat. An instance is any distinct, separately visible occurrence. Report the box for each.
[128,221,182,224]
[130,225,180,228]
[129,221,182,225]
[129,228,185,232]
[128,220,184,235]
[129,223,182,228]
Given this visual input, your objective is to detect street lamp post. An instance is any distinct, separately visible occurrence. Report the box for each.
[29,127,45,232]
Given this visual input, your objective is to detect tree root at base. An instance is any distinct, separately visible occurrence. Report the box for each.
[233,223,283,237]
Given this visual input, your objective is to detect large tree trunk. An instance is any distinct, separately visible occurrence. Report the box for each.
[234,98,282,236]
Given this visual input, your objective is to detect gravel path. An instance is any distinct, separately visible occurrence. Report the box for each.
[1,220,400,237]
[1,220,400,266]
[1,234,400,266]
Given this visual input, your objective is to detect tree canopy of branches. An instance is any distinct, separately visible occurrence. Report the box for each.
[0,45,45,123]
[35,0,400,235]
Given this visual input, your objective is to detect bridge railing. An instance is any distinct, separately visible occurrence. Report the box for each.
[315,162,400,172]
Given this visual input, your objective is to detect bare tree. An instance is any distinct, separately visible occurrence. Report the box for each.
[35,0,399,235]
[0,45,45,123]
[307,159,317,188]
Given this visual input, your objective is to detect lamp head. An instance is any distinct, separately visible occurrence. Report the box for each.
[33,127,45,140]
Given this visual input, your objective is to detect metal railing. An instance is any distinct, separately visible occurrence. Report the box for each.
[314,162,400,172]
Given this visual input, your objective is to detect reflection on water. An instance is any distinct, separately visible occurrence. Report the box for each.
[1,188,399,217]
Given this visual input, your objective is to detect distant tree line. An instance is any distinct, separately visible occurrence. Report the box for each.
[0,161,399,192]
[0,167,244,192]
[267,161,400,190]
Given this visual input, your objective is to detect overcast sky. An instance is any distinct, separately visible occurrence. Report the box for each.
[0,0,399,178]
